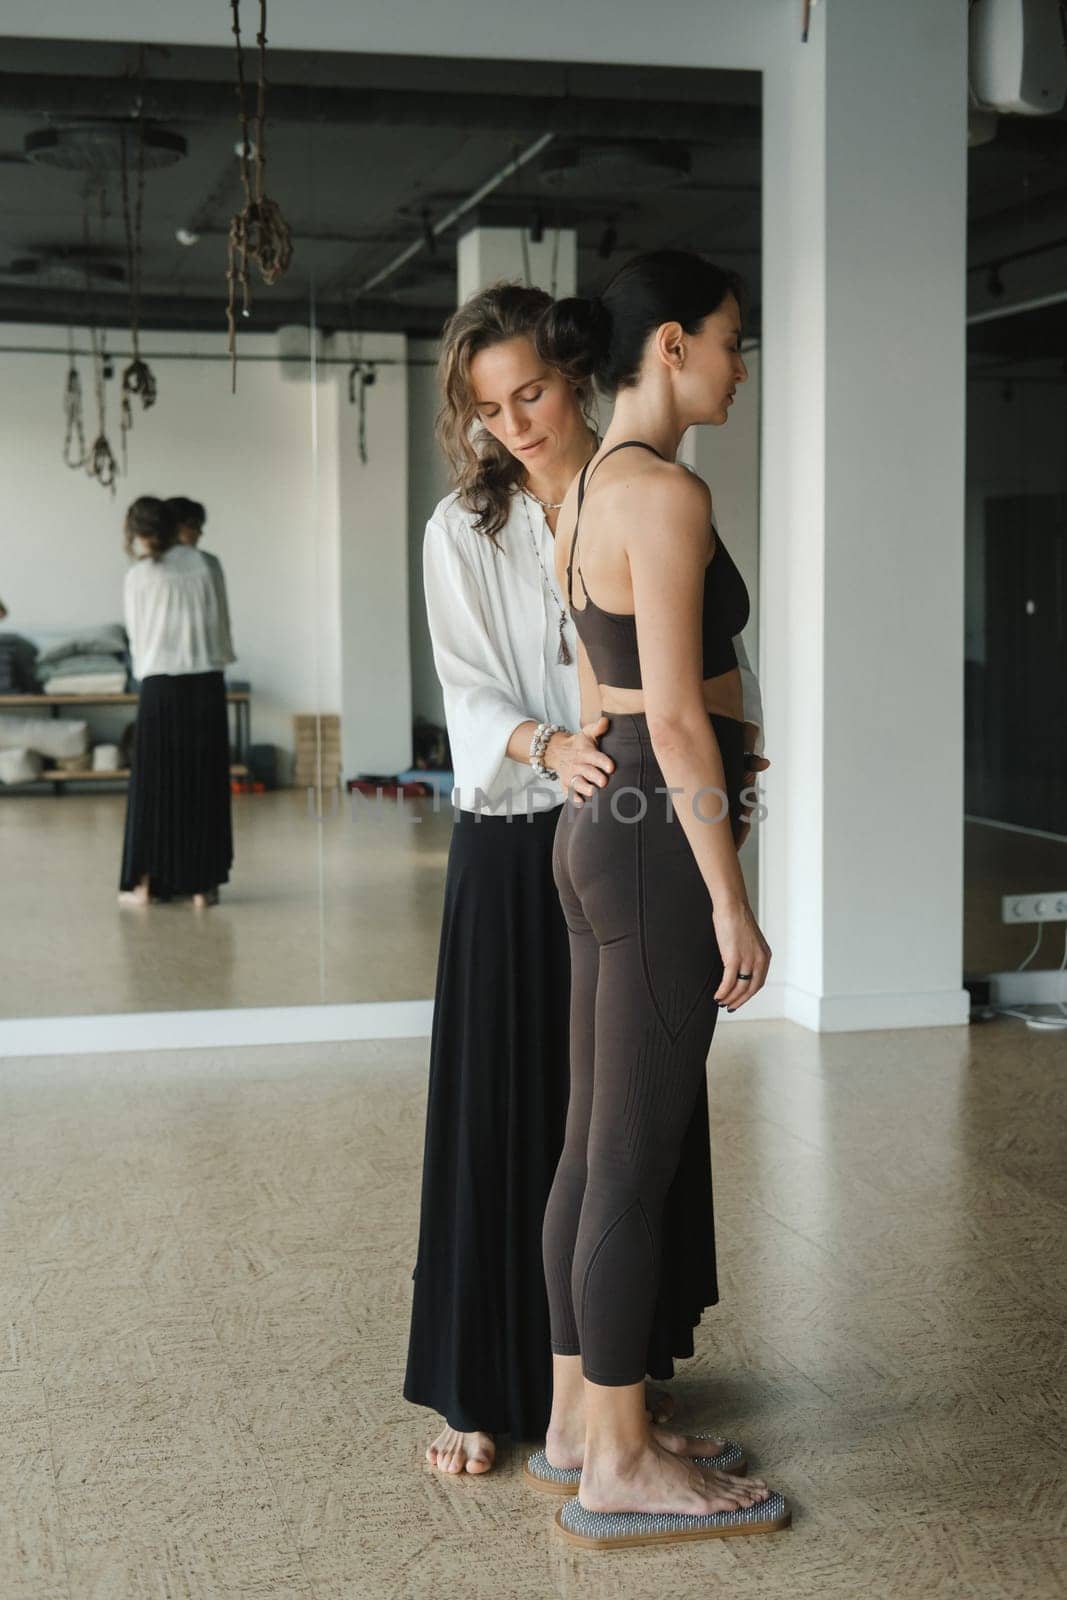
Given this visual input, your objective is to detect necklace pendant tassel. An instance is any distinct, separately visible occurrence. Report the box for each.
[557,619,572,667]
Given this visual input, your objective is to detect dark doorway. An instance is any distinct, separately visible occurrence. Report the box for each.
[967,493,1067,835]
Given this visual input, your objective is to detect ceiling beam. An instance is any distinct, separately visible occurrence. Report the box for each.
[0,73,760,145]
[0,285,447,337]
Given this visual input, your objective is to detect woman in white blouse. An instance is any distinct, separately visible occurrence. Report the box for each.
[118,495,235,909]
[166,495,235,657]
[404,285,768,1476]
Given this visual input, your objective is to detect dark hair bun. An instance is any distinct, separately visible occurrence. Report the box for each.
[125,496,178,561]
[165,496,207,530]
[539,250,744,396]
[534,296,611,385]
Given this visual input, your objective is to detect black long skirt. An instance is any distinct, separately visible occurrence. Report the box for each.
[403,804,717,1440]
[119,671,233,899]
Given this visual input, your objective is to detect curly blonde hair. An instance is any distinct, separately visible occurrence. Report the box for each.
[436,282,594,545]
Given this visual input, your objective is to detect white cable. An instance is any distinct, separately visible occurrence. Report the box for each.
[1017,923,1044,971]
[990,922,1067,1030]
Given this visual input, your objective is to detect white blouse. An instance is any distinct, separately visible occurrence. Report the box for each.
[423,489,764,818]
[124,544,236,681]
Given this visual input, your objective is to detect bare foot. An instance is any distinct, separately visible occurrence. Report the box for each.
[545,1420,726,1473]
[582,1437,770,1517]
[426,1425,495,1476]
[191,889,218,910]
[117,886,150,907]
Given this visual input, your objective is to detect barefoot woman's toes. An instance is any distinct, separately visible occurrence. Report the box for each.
[427,1425,496,1477]
[704,1467,768,1506]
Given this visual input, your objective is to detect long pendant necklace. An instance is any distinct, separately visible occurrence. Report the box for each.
[520,492,572,666]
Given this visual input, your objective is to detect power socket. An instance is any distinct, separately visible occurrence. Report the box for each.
[1001,891,1067,925]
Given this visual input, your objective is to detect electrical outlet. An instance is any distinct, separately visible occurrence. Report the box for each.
[1001,891,1067,925]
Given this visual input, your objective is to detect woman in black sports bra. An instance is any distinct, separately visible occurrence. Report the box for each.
[529,251,787,1549]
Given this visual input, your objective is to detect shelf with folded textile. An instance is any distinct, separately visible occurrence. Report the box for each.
[0,690,252,793]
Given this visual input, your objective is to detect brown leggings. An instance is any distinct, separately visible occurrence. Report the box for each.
[543,710,745,1386]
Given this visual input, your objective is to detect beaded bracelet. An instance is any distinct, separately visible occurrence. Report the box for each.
[529,721,562,781]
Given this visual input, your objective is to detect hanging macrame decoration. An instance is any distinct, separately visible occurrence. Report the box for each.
[347,360,377,464]
[119,118,157,468]
[226,0,293,391]
[63,331,87,469]
[86,324,119,494]
[78,192,119,492]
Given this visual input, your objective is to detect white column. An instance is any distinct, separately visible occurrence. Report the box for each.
[317,333,412,779]
[760,0,970,1030]
[457,225,577,301]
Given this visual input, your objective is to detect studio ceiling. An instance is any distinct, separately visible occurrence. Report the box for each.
[0,36,763,339]
[1,31,1065,363]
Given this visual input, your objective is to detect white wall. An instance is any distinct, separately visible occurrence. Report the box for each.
[0,325,319,778]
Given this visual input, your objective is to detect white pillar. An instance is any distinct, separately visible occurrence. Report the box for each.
[760,0,970,1030]
[457,224,577,301]
[317,333,413,780]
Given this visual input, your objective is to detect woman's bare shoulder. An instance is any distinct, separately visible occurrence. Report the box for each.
[608,458,712,559]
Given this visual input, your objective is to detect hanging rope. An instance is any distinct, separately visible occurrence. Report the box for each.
[347,360,377,464]
[226,0,293,391]
[63,327,87,469]
[119,115,157,469]
[81,196,118,493]
[87,324,118,493]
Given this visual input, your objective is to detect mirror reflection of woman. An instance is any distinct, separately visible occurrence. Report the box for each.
[405,284,769,1479]
[537,251,788,1547]
[166,497,235,662]
[118,496,235,909]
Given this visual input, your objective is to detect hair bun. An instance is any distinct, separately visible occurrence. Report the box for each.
[587,295,612,352]
[534,294,613,385]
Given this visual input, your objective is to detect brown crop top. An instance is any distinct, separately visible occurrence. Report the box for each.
[565,440,750,691]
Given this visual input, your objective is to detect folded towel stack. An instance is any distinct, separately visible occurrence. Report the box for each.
[35,624,129,696]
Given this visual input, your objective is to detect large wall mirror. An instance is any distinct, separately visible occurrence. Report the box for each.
[0,35,762,1032]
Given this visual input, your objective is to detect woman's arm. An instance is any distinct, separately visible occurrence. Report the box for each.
[424,513,613,804]
[207,555,236,666]
[423,515,532,803]
[626,467,770,1007]
[122,568,140,682]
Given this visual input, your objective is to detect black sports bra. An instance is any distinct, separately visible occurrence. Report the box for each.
[565,440,750,691]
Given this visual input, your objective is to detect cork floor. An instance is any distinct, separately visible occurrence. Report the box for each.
[1,1018,1064,1599]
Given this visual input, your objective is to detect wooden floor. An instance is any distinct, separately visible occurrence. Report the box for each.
[1,1018,1064,1599]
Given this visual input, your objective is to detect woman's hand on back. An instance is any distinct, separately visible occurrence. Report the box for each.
[547,717,615,805]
